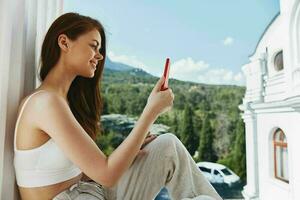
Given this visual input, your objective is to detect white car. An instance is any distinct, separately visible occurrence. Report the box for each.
[196,162,240,186]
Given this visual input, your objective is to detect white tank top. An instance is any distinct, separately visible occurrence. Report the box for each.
[13,90,82,187]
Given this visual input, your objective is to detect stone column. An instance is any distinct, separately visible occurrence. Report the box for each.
[240,103,260,200]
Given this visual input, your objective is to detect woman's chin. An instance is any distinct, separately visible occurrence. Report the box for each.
[87,65,96,76]
[78,71,95,78]
[88,71,95,78]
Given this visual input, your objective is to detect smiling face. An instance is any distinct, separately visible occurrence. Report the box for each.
[60,29,103,78]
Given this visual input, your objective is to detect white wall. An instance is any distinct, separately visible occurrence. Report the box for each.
[241,0,300,199]
[0,1,63,199]
[255,110,297,200]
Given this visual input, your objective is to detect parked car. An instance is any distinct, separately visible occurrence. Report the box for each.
[196,162,240,186]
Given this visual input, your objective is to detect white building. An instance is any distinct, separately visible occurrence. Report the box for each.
[240,0,300,199]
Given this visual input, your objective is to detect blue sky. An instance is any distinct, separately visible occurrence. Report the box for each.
[64,0,279,86]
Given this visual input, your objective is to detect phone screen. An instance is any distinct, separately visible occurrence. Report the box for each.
[160,58,170,91]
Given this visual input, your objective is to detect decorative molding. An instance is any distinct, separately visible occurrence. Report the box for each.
[245,95,300,114]
[292,68,300,87]
[289,0,300,67]
[264,72,287,102]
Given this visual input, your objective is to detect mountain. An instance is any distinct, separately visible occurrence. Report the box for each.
[103,57,154,83]
[105,57,152,77]
[105,57,134,71]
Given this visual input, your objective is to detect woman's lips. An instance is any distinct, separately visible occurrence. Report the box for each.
[90,61,97,69]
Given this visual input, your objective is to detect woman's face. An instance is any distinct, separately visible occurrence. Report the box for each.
[65,29,103,78]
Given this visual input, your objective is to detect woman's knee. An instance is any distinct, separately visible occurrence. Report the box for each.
[154,133,182,155]
[157,133,180,144]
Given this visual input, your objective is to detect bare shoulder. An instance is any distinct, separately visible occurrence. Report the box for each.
[20,90,69,133]
[15,90,68,149]
[27,90,68,112]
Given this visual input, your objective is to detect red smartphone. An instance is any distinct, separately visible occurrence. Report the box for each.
[160,58,170,91]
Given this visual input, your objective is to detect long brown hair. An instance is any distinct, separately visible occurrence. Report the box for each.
[38,12,106,141]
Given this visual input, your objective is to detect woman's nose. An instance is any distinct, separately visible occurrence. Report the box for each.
[96,53,104,61]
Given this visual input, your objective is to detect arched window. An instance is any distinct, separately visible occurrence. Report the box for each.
[273,128,289,183]
[274,51,284,71]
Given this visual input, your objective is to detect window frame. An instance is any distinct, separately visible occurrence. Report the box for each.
[273,128,289,183]
[273,50,284,72]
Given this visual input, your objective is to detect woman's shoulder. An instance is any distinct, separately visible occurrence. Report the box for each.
[26,89,66,106]
[18,89,68,121]
[16,89,71,137]
[18,90,47,114]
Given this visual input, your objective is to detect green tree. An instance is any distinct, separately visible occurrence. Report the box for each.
[198,97,211,112]
[232,118,246,181]
[115,97,126,114]
[102,96,109,114]
[180,104,199,156]
[198,113,216,162]
[218,118,246,182]
[171,112,180,137]
[174,92,186,109]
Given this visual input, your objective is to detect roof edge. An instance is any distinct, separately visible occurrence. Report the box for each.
[248,11,281,58]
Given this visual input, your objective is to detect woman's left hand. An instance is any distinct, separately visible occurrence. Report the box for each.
[135,132,158,160]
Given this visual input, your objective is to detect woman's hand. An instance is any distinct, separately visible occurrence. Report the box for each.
[145,76,174,116]
[134,132,158,161]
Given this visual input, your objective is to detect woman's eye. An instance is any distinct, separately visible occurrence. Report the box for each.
[90,44,97,50]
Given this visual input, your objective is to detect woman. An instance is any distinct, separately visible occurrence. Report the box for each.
[13,12,222,200]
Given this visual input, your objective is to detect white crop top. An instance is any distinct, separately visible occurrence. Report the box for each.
[13,90,82,187]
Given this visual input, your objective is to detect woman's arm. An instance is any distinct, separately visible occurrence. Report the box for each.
[105,106,158,186]
[79,107,158,184]
[81,172,93,181]
[104,76,174,187]
[32,77,173,188]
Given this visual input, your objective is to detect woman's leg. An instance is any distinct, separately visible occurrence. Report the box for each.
[52,181,106,200]
[103,133,223,200]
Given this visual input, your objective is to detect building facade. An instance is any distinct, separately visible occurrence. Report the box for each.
[240,0,300,199]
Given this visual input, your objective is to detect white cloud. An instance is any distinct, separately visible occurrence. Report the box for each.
[107,52,244,86]
[222,37,234,46]
[233,72,243,82]
[196,68,244,85]
[170,57,208,82]
[108,51,151,72]
[171,58,244,86]
[172,57,209,74]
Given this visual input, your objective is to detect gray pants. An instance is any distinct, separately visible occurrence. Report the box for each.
[53,133,223,200]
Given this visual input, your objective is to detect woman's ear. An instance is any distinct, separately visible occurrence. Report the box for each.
[57,34,70,52]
